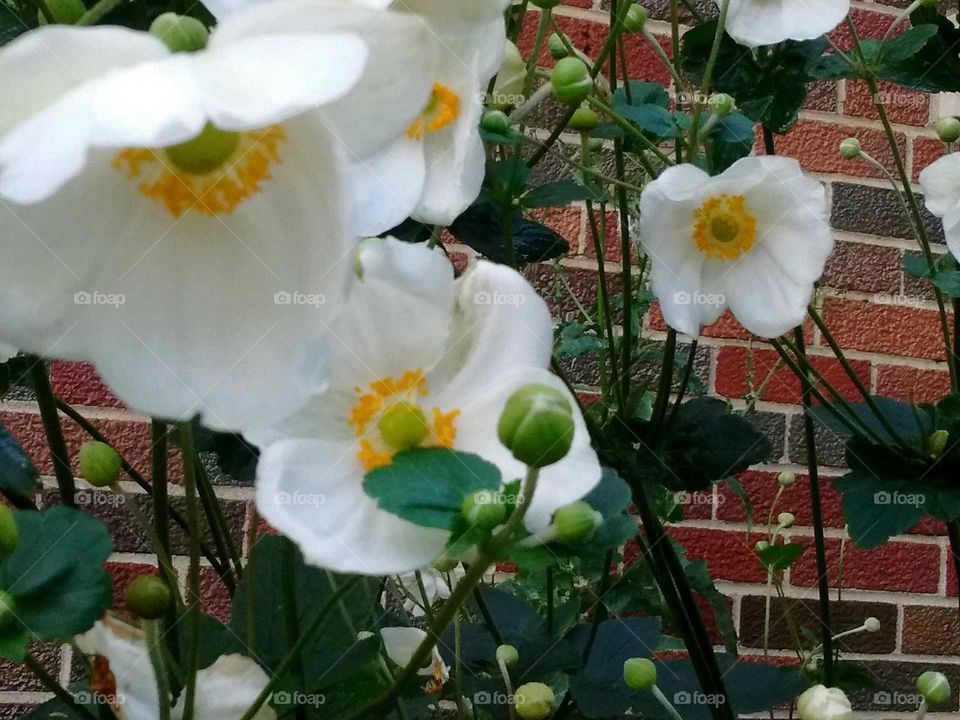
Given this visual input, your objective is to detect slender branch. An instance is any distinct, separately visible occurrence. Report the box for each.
[76,0,126,25]
[27,359,75,507]
[178,423,202,720]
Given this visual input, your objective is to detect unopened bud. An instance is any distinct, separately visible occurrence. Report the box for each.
[839,137,861,159]
[797,685,853,720]
[863,617,881,633]
[924,429,950,459]
[496,644,519,667]
[461,489,508,529]
[623,657,657,690]
[481,110,511,135]
[778,471,797,487]
[569,105,600,132]
[755,540,770,552]
[709,93,735,117]
[0,506,17,561]
[79,441,122,488]
[935,117,960,144]
[551,57,593,106]
[548,33,570,60]
[619,3,647,33]
[498,384,575,468]
[515,682,555,720]
[149,13,209,53]
[777,512,795,529]
[916,671,951,705]
[125,575,171,620]
[553,501,602,544]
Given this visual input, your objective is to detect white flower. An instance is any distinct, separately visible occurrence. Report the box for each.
[380,627,449,693]
[0,1,438,431]
[919,153,960,262]
[387,565,465,617]
[638,156,833,339]
[76,616,275,720]
[796,685,853,720]
[722,0,849,49]
[0,344,15,363]
[250,238,601,575]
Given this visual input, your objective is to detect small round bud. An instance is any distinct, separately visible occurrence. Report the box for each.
[777,512,795,529]
[378,401,429,452]
[924,429,950,459]
[125,575,171,620]
[777,471,797,487]
[530,0,563,7]
[515,682,555,720]
[569,105,600,132]
[432,555,459,572]
[498,384,575,468]
[917,671,951,705]
[38,0,86,25]
[0,591,17,633]
[551,57,593,106]
[797,686,852,720]
[935,117,960,144]
[79,441,122,488]
[496,644,519,667]
[149,13,209,53]
[0,506,18,561]
[619,3,647,33]
[839,137,861,159]
[166,123,241,175]
[588,137,604,153]
[548,33,570,60]
[863,617,881,633]
[623,657,657,690]
[481,110,511,135]
[553,501,602,544]
[755,540,770,552]
[709,93,735,117]
[461,490,508,530]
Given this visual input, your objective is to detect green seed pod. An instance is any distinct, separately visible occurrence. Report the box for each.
[149,13,209,54]
[515,682,555,720]
[496,644,519,667]
[553,501,602,544]
[461,489,508,530]
[0,506,18,561]
[551,57,593,106]
[79,441,122,488]
[547,33,570,60]
[777,471,797,487]
[569,105,600,132]
[481,110,511,136]
[839,137,861,160]
[498,384,575,468]
[125,575,172,620]
[935,117,960,144]
[916,671,951,705]
[708,93,735,117]
[620,3,648,33]
[623,657,657,690]
[924,429,950,459]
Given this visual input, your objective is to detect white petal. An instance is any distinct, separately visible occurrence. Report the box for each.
[919,153,960,218]
[394,0,511,24]
[256,438,449,575]
[176,655,275,720]
[940,205,960,261]
[380,627,449,681]
[0,343,15,363]
[724,0,848,48]
[349,138,426,237]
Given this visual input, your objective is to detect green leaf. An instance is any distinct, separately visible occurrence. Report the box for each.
[876,13,960,92]
[559,323,603,359]
[613,81,670,108]
[932,270,960,296]
[758,542,806,571]
[833,472,927,548]
[706,113,755,174]
[879,24,938,64]
[364,448,501,530]
[902,254,932,278]
[480,126,527,146]
[675,542,739,656]
[615,103,681,139]
[522,180,605,208]
[723,475,754,533]
[0,425,39,500]
[449,202,570,264]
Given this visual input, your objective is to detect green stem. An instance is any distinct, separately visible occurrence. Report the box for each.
[194,460,240,592]
[473,588,505,646]
[650,329,678,443]
[523,9,552,102]
[178,423,202,720]
[144,620,173,720]
[27,358,76,507]
[76,0,126,25]
[282,542,308,720]
[588,96,675,166]
[688,0,731,162]
[665,339,698,431]
[25,654,99,720]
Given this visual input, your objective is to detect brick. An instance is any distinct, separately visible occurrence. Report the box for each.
[648,303,751,340]
[821,297,948,361]
[0,643,61,692]
[583,210,627,263]
[776,120,906,179]
[201,566,233,622]
[913,136,946,182]
[787,412,849,467]
[790,537,941,593]
[628,0,717,23]
[849,659,959,711]
[875,364,952,403]
[739,595,898,653]
[51,361,122,409]
[715,346,871,406]
[805,80,839,113]
[528,205,582,257]
[831,181,945,244]
[822,240,902,295]
[662,526,767,583]
[902,605,960,655]
[842,79,929,127]
[829,8,896,51]
[717,470,847,529]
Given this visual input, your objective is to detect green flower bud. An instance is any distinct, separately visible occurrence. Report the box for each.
[515,682,555,720]
[125,575,171,620]
[481,110,511,135]
[79,441,122,488]
[0,506,18,561]
[491,41,527,110]
[777,471,797,487]
[38,0,86,25]
[461,489,508,529]
[553,501,602,544]
[569,105,600,132]
[935,117,960,144]
[551,57,593,106]
[755,540,770,552]
[709,93,735,117]
[548,33,570,60]
[498,384,575,468]
[839,137,861,160]
[916,671,951,705]
[0,591,17,633]
[166,123,241,175]
[924,429,950,459]
[496,644,519,667]
[623,657,657,690]
[149,13,209,54]
[378,401,429,452]
[620,3,648,33]
[432,555,459,572]
[863,617,881,633]
[777,512,795,529]
[588,137,604,153]
[530,0,563,7]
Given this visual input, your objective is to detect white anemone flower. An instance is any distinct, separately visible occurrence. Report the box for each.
[919,153,960,261]
[0,0,438,431]
[796,685,853,720]
[386,564,465,617]
[0,344,15,363]
[380,627,449,693]
[76,616,275,720]
[638,156,833,339]
[722,0,849,49]
[250,238,601,576]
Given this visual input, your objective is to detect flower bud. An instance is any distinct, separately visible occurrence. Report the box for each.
[619,3,647,33]
[432,556,459,572]
[0,506,17,561]
[709,93,735,117]
[38,0,86,25]
[796,685,853,720]
[755,540,770,552]
[149,13,209,54]
[79,441,122,488]
[551,57,593,106]
[491,41,527,110]
[569,105,600,132]
[935,117,960,144]
[588,137,604,153]
[461,489,508,530]
[924,429,950,459]
[378,401,429,452]
[496,644,519,667]
[125,575,171,620]
[623,657,657,690]
[777,471,797,487]
[498,384,575,468]
[839,137,861,160]
[481,110,511,136]
[515,682,555,720]
[0,591,17,633]
[777,512,795,529]
[553,501,602,543]
[863,617,881,633]
[548,33,570,60]
[916,671,951,705]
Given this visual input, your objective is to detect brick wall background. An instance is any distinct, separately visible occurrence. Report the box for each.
[2,1,959,717]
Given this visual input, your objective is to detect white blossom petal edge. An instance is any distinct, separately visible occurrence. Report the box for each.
[919,152,960,262]
[722,0,849,49]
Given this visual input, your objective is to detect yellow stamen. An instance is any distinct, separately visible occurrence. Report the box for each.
[406,82,460,140]
[692,193,757,261]
[113,125,286,218]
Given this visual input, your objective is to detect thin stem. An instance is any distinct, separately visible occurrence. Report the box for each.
[580,549,615,665]
[523,9,552,102]
[665,339,698,431]
[473,588,505,646]
[27,358,75,507]
[588,96,675,166]
[76,0,126,25]
[144,620,173,720]
[178,423,202,720]
[651,686,685,720]
[25,653,98,720]
[948,521,960,614]
[650,329,678,443]
[688,0,731,161]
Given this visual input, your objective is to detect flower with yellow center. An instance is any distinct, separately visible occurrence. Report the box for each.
[638,156,833,338]
[249,238,601,576]
[0,1,442,432]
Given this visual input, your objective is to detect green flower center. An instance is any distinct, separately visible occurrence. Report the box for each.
[165,123,241,175]
[378,401,430,451]
[710,216,739,243]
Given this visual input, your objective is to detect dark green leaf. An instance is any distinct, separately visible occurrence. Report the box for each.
[522,180,605,208]
[758,542,806,571]
[613,81,670,108]
[902,254,932,278]
[0,425,38,500]
[615,103,680,139]
[449,202,569,264]
[932,270,960,296]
